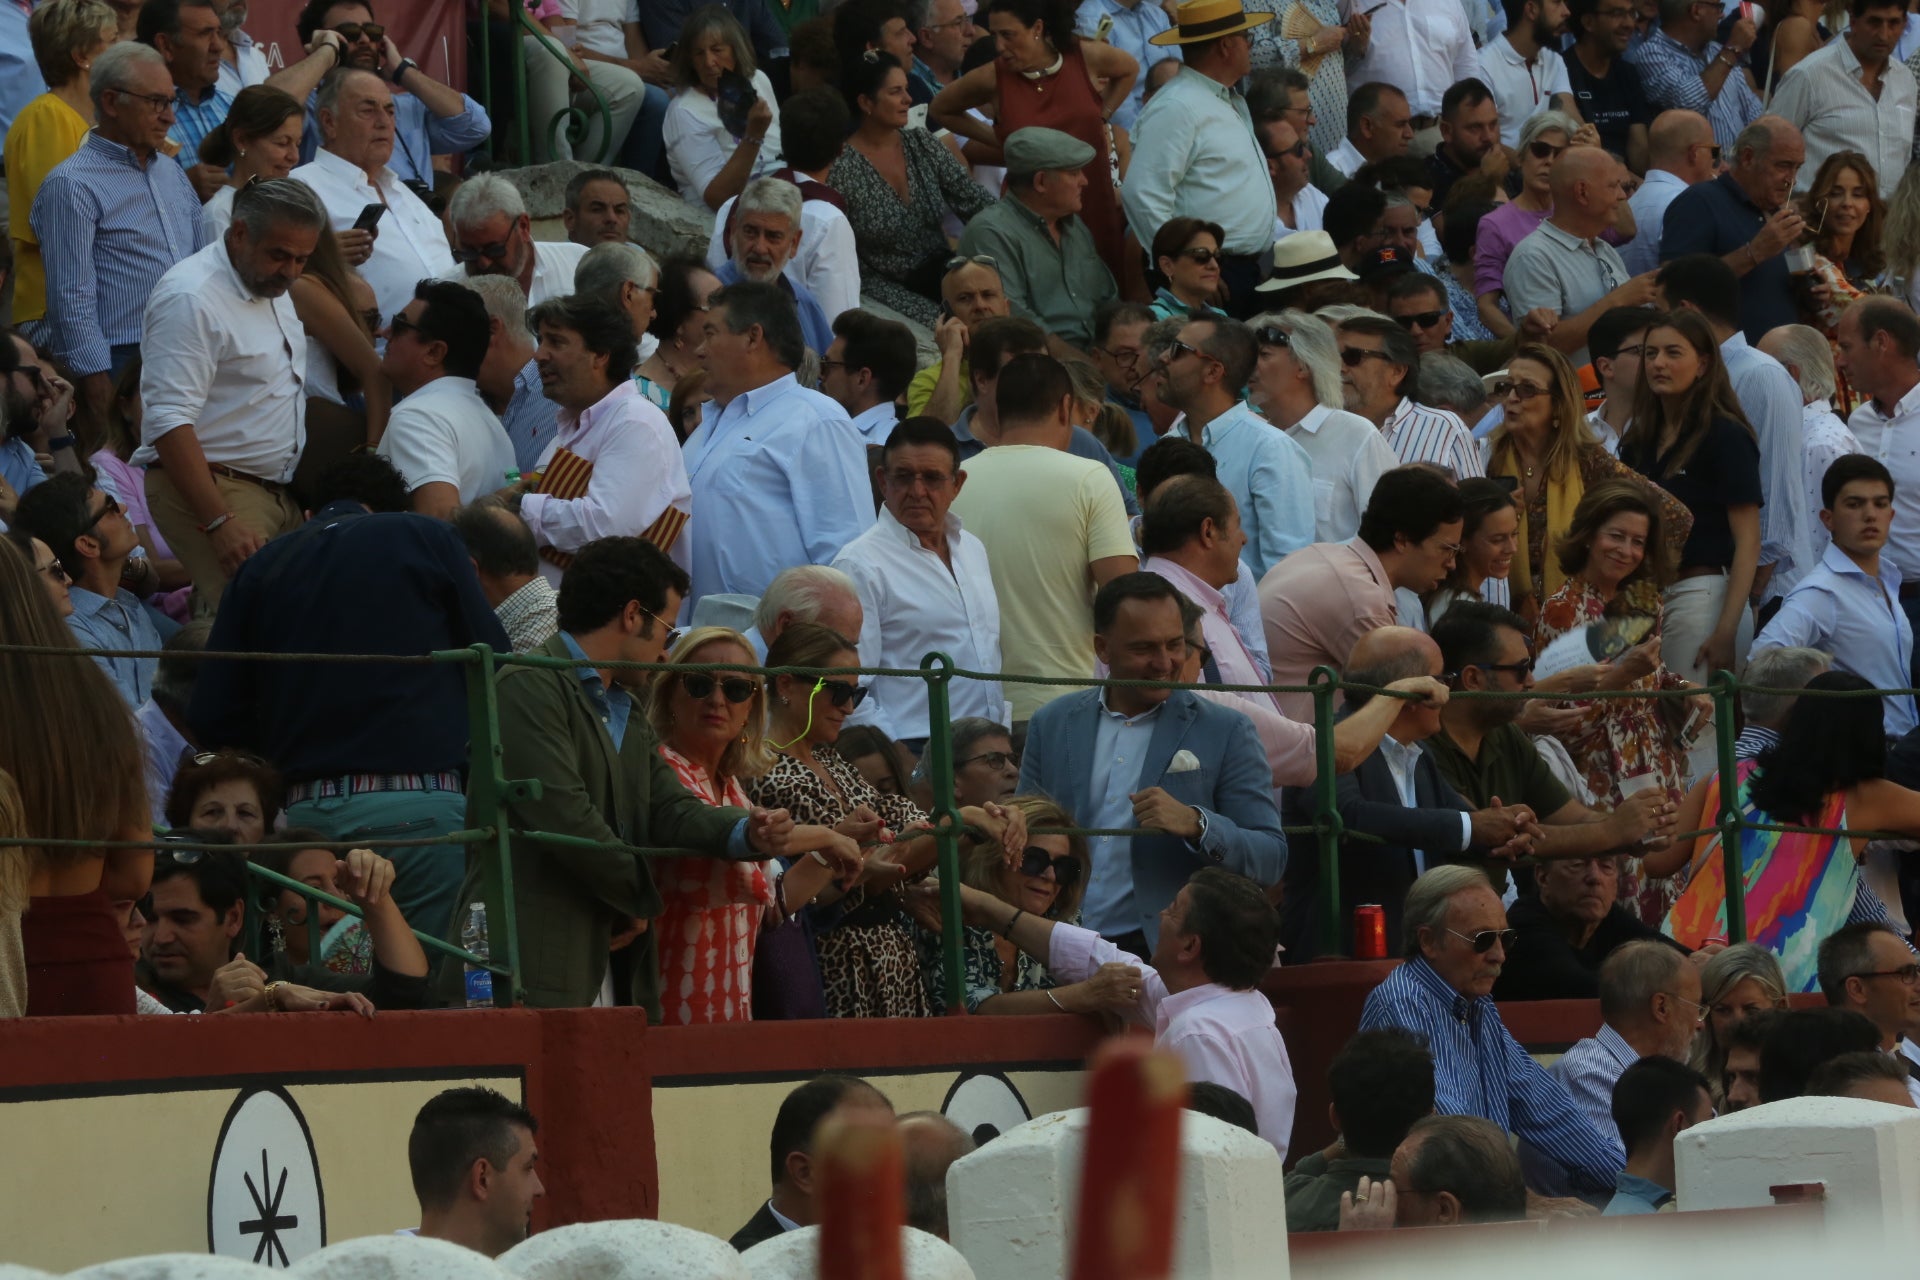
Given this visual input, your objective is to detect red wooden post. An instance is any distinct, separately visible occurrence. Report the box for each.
[1068,1037,1188,1280]
[816,1106,906,1280]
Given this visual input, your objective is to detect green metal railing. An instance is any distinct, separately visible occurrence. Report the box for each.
[10,639,1918,1016]
[478,0,616,167]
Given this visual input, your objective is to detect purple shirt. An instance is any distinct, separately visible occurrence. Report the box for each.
[1474,201,1630,297]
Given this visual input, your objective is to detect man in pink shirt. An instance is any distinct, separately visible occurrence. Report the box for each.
[1258,466,1465,722]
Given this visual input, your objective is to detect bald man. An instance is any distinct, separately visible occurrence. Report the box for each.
[1279,626,1539,960]
[898,1112,975,1239]
[1501,147,1658,366]
[1622,111,1719,274]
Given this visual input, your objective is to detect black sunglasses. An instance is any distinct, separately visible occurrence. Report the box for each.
[455,238,514,265]
[1477,658,1535,679]
[388,313,422,341]
[332,22,386,42]
[1450,927,1519,953]
[1017,845,1082,888]
[1340,346,1393,367]
[682,673,757,704]
[1176,246,1220,265]
[1253,325,1292,348]
[1395,310,1448,331]
[1527,139,1568,160]
[817,679,869,710]
[84,492,123,532]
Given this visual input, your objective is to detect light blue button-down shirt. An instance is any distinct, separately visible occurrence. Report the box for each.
[299,89,492,190]
[502,358,560,473]
[1720,333,1813,597]
[1550,1021,1637,1160]
[66,584,162,708]
[169,82,234,169]
[1197,401,1317,578]
[682,373,876,606]
[1603,1172,1674,1214]
[1754,543,1918,736]
[1075,0,1181,130]
[30,130,207,377]
[1081,693,1163,936]
[1122,66,1276,257]
[0,437,45,499]
[0,0,45,164]
[1620,168,1692,275]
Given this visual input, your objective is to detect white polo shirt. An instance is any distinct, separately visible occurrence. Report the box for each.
[1478,35,1573,147]
[377,375,518,504]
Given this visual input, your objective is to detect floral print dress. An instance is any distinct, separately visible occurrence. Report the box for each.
[1536,578,1693,925]
[827,127,994,328]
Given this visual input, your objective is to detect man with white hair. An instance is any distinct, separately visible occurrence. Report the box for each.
[1758,323,1860,567]
[574,241,662,380]
[291,67,454,322]
[744,564,865,663]
[441,173,589,309]
[1734,645,1830,759]
[464,274,559,474]
[1249,312,1399,543]
[1359,864,1624,1197]
[712,176,836,355]
[1416,353,1494,432]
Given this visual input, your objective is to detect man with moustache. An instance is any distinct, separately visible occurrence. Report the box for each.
[714,177,837,357]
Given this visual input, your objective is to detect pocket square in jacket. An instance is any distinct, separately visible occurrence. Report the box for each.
[1167,749,1201,774]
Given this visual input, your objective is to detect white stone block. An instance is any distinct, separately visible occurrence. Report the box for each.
[288,1235,511,1280]
[739,1227,973,1280]
[946,1108,1287,1280]
[500,1220,748,1280]
[65,1257,276,1280]
[0,1267,54,1280]
[1675,1095,1920,1246]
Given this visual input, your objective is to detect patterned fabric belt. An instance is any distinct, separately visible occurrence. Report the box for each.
[286,771,465,804]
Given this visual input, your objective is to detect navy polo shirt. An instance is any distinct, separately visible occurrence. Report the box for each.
[1658,172,1798,344]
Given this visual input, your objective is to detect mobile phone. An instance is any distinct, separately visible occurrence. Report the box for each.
[353,203,387,232]
[716,68,757,138]
[1362,3,1388,15]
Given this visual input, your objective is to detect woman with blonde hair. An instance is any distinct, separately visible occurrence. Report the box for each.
[909,794,1141,1016]
[647,626,862,1025]
[1483,343,1691,622]
[0,537,151,1015]
[1885,162,1920,314]
[1689,942,1788,1099]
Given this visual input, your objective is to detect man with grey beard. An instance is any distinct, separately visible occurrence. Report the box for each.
[715,176,836,356]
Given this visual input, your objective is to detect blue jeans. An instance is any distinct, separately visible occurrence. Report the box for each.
[284,788,470,959]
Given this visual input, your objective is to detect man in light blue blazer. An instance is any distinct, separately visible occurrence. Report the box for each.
[1018,572,1287,958]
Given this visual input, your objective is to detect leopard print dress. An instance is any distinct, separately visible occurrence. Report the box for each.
[747,744,933,1019]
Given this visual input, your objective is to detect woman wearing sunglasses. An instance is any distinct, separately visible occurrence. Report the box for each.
[1536,481,1700,924]
[1483,344,1692,626]
[1148,217,1229,321]
[908,794,1134,1016]
[645,626,865,1026]
[750,622,1025,1019]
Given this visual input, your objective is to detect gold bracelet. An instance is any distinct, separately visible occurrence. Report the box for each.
[262,981,286,1012]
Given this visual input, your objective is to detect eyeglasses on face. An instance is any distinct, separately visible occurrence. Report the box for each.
[1339,346,1393,368]
[36,556,70,583]
[1476,658,1535,679]
[1190,641,1215,669]
[1449,926,1518,953]
[636,602,681,649]
[680,673,758,704]
[1175,246,1220,265]
[455,238,515,265]
[1690,141,1723,163]
[1166,338,1219,365]
[1857,964,1920,986]
[1016,845,1082,888]
[1527,139,1567,160]
[1253,325,1292,349]
[1100,344,1142,367]
[1269,141,1309,160]
[1492,379,1551,402]
[1395,310,1448,331]
[387,313,423,342]
[84,493,124,532]
[331,21,386,42]
[112,89,177,115]
[956,750,1018,771]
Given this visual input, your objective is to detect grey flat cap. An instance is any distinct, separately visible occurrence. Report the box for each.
[1003,126,1096,176]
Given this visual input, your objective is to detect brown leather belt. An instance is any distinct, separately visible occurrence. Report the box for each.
[154,459,289,496]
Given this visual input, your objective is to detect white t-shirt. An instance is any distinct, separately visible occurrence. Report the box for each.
[663,72,785,209]
[556,0,639,59]
[378,376,519,503]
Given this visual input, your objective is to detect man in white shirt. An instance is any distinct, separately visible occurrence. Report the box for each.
[1247,309,1399,543]
[503,294,693,585]
[1770,0,1916,198]
[1836,295,1920,683]
[1815,922,1920,1107]
[1478,0,1581,146]
[1259,118,1328,240]
[137,177,319,609]
[291,67,456,324]
[441,174,588,309]
[949,865,1298,1157]
[560,168,632,248]
[1328,82,1415,179]
[1340,0,1480,126]
[377,280,516,520]
[819,310,916,445]
[833,418,1005,746]
[1619,110,1715,275]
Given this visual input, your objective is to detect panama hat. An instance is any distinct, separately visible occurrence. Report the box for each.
[1255,231,1358,292]
[1149,0,1275,46]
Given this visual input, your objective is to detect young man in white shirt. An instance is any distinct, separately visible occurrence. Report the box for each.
[377,280,517,520]
[1478,0,1582,147]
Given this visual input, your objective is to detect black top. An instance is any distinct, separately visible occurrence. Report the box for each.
[1565,54,1652,160]
[1491,894,1687,1001]
[1661,172,1799,343]
[1619,416,1762,571]
[192,502,511,782]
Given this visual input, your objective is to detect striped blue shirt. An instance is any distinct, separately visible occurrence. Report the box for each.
[1359,957,1624,1194]
[169,82,233,167]
[1623,30,1763,152]
[29,130,207,377]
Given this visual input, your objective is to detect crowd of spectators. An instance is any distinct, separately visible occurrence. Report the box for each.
[7,0,1920,1232]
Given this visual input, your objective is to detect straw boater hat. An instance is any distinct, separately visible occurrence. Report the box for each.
[1255,231,1358,292]
[1149,0,1274,45]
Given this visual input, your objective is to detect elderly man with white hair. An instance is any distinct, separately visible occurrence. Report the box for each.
[741,564,865,663]
[1758,324,1861,567]
[441,173,589,308]
[291,66,454,322]
[1734,644,1831,760]
[707,176,836,356]
[574,240,662,378]
[463,274,558,473]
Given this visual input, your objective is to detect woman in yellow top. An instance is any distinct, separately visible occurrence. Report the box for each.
[7,0,117,331]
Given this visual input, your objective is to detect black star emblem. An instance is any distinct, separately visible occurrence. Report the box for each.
[239,1148,300,1268]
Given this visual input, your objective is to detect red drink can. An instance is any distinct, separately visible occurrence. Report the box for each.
[1354,904,1388,959]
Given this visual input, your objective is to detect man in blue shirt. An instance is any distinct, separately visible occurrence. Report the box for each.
[1659,117,1808,344]
[1076,0,1180,130]
[1359,863,1626,1197]
[139,0,231,200]
[1603,1057,1713,1214]
[12,473,162,708]
[1754,440,1918,738]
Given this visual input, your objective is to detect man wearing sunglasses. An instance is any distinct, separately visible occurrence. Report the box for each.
[442,174,588,310]
[1619,110,1718,275]
[1817,922,1920,1104]
[378,281,518,522]
[1359,863,1627,1197]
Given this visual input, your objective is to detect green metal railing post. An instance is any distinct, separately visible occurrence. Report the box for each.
[1712,668,1747,944]
[1308,665,1345,955]
[920,653,967,1014]
[505,0,531,164]
[464,644,527,1004]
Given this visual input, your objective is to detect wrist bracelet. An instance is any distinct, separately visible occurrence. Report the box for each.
[1003,907,1024,939]
[198,512,235,535]
[1045,987,1065,1011]
[263,981,286,1012]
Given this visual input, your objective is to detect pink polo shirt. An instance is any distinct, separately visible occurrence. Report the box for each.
[1257,538,1398,723]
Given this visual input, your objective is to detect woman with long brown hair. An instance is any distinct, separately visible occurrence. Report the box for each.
[1795,151,1885,356]
[1483,343,1692,623]
[1619,309,1762,772]
[287,221,392,498]
[0,537,152,1015]
[197,85,305,239]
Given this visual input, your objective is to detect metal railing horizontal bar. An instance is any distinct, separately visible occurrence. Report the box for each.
[242,860,502,974]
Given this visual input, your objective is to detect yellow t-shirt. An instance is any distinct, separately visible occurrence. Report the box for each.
[905,356,971,418]
[950,443,1137,722]
[7,93,91,324]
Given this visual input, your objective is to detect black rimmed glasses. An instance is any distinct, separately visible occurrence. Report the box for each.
[1476,658,1535,679]
[1491,379,1551,402]
[818,679,869,710]
[1016,845,1082,889]
[1395,310,1448,331]
[455,239,514,266]
[83,493,123,533]
[1339,346,1393,367]
[1527,139,1567,161]
[331,21,386,42]
[1166,338,1219,366]
[956,750,1018,771]
[112,89,177,115]
[1857,964,1920,986]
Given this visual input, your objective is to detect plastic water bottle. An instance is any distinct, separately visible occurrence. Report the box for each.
[462,902,494,1008]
